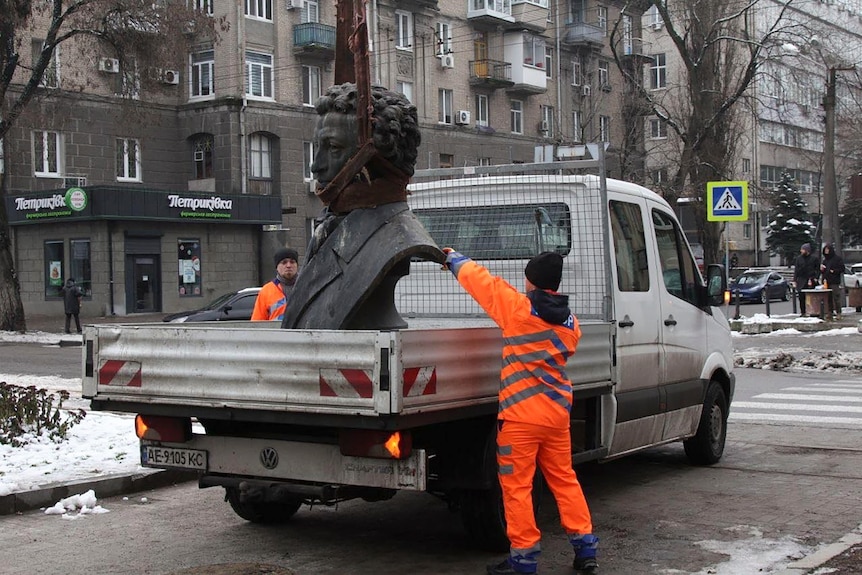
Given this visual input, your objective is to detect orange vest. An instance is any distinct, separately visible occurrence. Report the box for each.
[454,260,581,428]
[251,280,287,321]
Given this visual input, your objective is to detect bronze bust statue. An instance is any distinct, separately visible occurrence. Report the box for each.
[280,83,444,330]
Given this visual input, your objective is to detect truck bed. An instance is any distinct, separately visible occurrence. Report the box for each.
[83,321,613,428]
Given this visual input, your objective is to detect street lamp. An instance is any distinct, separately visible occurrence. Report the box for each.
[822,64,856,254]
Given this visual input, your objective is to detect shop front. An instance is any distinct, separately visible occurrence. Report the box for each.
[6,186,282,318]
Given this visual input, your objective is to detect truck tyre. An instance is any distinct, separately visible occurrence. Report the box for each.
[225,487,302,524]
[683,381,727,465]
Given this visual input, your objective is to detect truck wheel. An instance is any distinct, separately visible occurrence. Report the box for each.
[225,487,302,524]
[684,382,727,465]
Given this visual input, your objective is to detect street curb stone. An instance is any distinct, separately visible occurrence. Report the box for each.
[0,469,197,515]
[772,523,862,574]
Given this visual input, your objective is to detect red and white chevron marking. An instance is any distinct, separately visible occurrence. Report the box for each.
[318,366,438,398]
[98,359,142,387]
[403,366,437,397]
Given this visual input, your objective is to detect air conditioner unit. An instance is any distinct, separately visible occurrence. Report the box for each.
[456,110,471,125]
[63,176,87,188]
[441,53,455,69]
[582,84,592,97]
[161,69,180,85]
[539,120,550,133]
[98,57,119,73]
[285,0,297,8]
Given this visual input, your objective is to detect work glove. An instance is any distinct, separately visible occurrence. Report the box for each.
[441,247,468,275]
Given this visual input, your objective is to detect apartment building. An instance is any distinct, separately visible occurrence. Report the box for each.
[2,0,647,317]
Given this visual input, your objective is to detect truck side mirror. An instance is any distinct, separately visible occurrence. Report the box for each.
[706,264,727,307]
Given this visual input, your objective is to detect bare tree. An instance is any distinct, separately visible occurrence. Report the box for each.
[0,0,224,331]
[610,0,804,264]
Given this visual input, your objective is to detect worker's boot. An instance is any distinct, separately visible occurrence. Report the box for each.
[570,533,599,572]
[486,550,539,574]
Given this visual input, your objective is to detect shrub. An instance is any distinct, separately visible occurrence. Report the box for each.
[0,381,86,447]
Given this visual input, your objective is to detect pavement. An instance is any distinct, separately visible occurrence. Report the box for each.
[5,311,862,573]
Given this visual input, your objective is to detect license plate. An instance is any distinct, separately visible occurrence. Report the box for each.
[141,445,207,471]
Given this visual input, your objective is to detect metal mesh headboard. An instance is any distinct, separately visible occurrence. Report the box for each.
[397,161,612,321]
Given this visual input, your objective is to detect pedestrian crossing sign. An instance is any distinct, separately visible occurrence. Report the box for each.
[707,181,748,221]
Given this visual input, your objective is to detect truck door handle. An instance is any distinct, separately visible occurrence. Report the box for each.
[664,317,677,326]
[618,318,634,328]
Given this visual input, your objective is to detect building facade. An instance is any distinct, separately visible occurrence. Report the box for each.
[2,0,648,317]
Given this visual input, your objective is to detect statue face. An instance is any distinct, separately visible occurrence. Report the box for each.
[311,112,359,189]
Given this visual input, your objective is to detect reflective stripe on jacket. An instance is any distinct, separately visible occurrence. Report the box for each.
[251,280,286,321]
[453,259,581,428]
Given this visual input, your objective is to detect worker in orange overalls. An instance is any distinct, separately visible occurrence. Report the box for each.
[251,247,299,321]
[442,248,598,574]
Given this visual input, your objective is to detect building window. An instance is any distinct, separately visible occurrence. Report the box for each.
[45,240,64,299]
[116,59,140,99]
[193,0,213,15]
[70,239,92,297]
[598,60,610,89]
[599,115,610,142]
[545,47,553,78]
[303,141,314,180]
[396,80,413,102]
[572,110,582,142]
[116,138,141,182]
[742,158,751,173]
[649,118,667,139]
[439,153,454,168]
[651,168,668,185]
[245,0,272,21]
[302,65,321,106]
[523,35,545,68]
[178,239,202,297]
[396,10,413,50]
[541,105,554,137]
[438,89,453,124]
[647,4,663,29]
[743,223,752,240]
[571,58,582,86]
[436,22,451,56]
[33,130,62,176]
[511,100,523,134]
[190,50,214,99]
[597,6,608,35]
[249,133,272,179]
[302,0,319,23]
[476,94,489,127]
[33,39,59,88]
[193,135,214,179]
[246,51,273,99]
[650,53,667,89]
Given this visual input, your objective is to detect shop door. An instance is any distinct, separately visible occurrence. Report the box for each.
[127,255,161,313]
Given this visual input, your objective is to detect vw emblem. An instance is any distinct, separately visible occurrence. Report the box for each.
[260,447,279,470]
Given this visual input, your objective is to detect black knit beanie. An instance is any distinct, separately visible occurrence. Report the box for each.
[273,247,299,266]
[525,252,563,291]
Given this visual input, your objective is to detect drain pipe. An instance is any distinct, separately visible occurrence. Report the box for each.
[238,3,248,195]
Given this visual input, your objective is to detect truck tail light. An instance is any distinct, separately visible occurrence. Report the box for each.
[135,415,192,443]
[339,430,412,460]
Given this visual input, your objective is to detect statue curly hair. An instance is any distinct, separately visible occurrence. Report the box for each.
[315,82,421,177]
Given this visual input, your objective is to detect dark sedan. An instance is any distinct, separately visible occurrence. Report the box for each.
[162,287,261,322]
[729,271,789,304]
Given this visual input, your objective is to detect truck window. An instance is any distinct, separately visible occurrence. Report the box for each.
[609,200,649,292]
[414,203,571,259]
[652,209,701,304]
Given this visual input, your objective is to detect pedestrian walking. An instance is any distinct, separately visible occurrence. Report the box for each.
[61,278,83,334]
[442,248,598,574]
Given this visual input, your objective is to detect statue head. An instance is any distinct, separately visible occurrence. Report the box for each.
[311,83,420,189]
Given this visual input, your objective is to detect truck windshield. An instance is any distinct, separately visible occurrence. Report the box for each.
[414,202,571,260]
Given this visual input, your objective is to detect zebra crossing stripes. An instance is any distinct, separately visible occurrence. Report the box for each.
[730,380,862,427]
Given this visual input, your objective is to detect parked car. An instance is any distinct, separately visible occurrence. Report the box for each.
[843,263,862,289]
[162,287,261,322]
[729,270,789,303]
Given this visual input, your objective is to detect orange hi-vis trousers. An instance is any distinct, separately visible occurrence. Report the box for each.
[497,419,593,551]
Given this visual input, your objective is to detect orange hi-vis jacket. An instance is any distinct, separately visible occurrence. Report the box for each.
[451,258,581,428]
[251,278,288,321]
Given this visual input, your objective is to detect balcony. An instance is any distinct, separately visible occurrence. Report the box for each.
[467,0,514,27]
[619,38,653,63]
[293,22,336,57]
[511,0,549,33]
[562,21,605,49]
[469,59,514,89]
